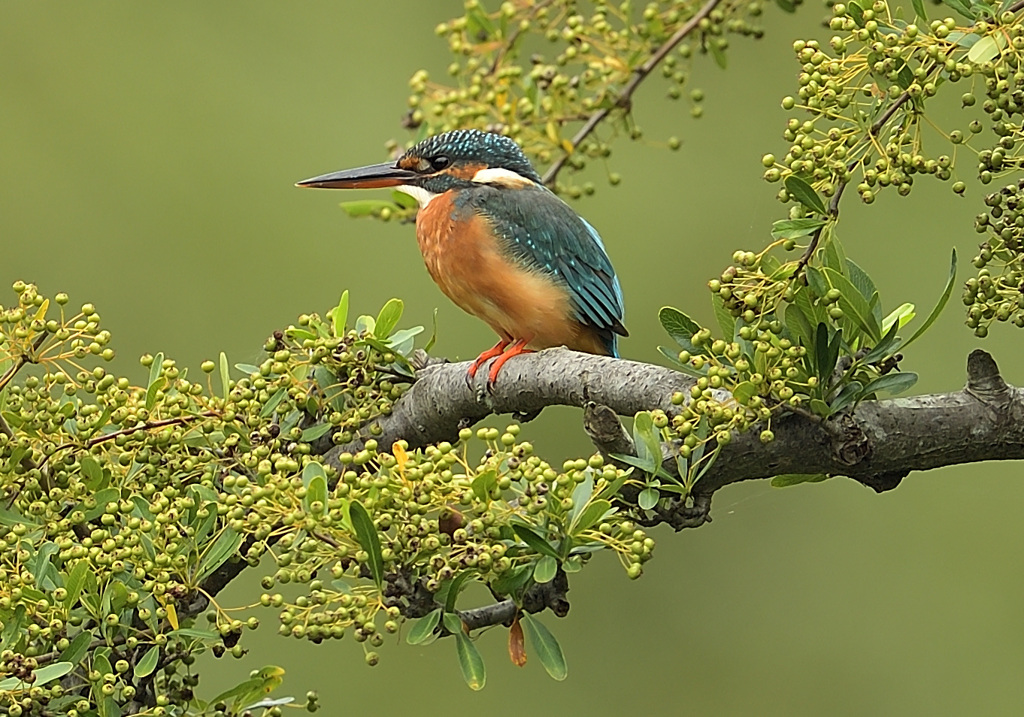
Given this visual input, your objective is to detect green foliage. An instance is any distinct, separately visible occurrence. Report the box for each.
[657,233,955,486]
[965,179,1024,336]
[0,281,649,710]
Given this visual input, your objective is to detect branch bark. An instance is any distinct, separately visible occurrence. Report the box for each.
[329,348,1024,500]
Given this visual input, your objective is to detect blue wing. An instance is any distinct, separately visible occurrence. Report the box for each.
[458,184,627,355]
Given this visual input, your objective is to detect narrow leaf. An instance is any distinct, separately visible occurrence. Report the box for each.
[134,646,160,677]
[861,371,918,397]
[784,175,828,214]
[509,617,527,667]
[569,498,612,536]
[349,500,384,587]
[407,609,442,645]
[512,524,560,560]
[219,352,230,402]
[520,614,568,680]
[195,529,243,583]
[331,290,349,337]
[771,218,825,240]
[258,387,287,418]
[456,633,487,690]
[374,298,404,339]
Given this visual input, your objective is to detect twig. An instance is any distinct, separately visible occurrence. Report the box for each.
[795,90,913,272]
[541,0,724,186]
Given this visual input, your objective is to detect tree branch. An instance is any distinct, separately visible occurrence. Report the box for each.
[541,0,723,186]
[328,348,1024,501]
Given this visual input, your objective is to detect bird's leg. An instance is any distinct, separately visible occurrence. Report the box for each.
[486,338,533,388]
[467,339,510,379]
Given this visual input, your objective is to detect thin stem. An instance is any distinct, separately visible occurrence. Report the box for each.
[541,0,724,186]
[795,89,913,272]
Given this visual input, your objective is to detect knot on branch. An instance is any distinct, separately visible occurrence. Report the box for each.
[829,412,872,466]
[966,349,1010,409]
[521,568,570,618]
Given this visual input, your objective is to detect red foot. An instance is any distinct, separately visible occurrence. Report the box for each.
[467,339,510,379]
[486,338,532,387]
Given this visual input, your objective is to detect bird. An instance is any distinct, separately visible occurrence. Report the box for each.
[297,129,627,386]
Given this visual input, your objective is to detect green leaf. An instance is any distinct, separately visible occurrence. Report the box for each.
[732,381,758,405]
[235,362,260,376]
[300,423,332,442]
[829,380,864,414]
[442,570,476,614]
[638,487,659,510]
[512,524,560,561]
[860,320,901,366]
[147,352,164,393]
[912,0,928,23]
[471,468,497,501]
[58,630,92,665]
[784,175,827,214]
[520,614,567,681]
[84,488,120,522]
[0,661,73,691]
[632,411,663,476]
[861,371,918,397]
[658,307,703,353]
[195,528,243,583]
[533,555,558,584]
[219,352,230,402]
[489,564,533,597]
[940,0,975,17]
[349,500,384,587]
[330,290,349,337]
[134,646,160,678]
[455,633,487,690]
[64,559,89,609]
[80,455,104,490]
[568,498,612,536]
[712,294,735,341]
[822,267,882,341]
[144,376,165,411]
[258,387,288,418]
[771,473,829,487]
[304,465,328,514]
[374,298,404,339]
[407,609,442,645]
[771,218,825,240]
[902,248,956,350]
[883,302,916,333]
[340,199,395,218]
[708,40,728,69]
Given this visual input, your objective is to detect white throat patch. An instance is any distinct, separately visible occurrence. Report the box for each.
[396,184,438,208]
[470,167,533,187]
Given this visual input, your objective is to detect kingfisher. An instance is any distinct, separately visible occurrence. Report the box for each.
[297,129,627,385]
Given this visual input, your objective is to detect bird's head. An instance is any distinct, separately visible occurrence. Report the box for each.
[297,129,543,207]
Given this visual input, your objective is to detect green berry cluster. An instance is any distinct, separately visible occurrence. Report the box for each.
[0,281,652,708]
[765,0,1024,206]
[964,179,1024,336]
[250,427,649,655]
[399,0,766,196]
[661,228,925,479]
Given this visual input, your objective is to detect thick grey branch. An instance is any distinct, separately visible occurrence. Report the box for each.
[328,348,1024,500]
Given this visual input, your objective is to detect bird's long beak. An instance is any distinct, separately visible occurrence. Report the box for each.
[296,161,417,190]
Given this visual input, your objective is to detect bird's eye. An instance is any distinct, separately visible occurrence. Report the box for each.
[430,155,451,171]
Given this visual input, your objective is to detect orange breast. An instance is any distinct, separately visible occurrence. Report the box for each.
[415,192,606,354]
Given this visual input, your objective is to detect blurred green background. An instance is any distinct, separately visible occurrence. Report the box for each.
[4,2,1024,715]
